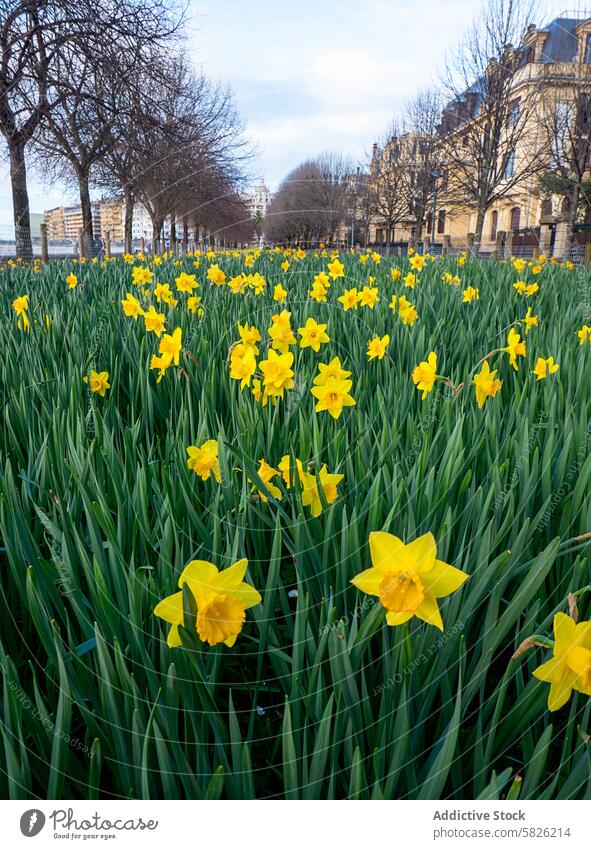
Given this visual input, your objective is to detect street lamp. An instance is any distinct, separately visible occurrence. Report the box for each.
[430,168,443,250]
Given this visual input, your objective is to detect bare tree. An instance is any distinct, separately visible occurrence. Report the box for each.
[439,0,542,252]
[400,88,444,243]
[126,59,249,253]
[537,47,591,240]
[0,0,183,259]
[368,122,408,254]
[264,153,353,246]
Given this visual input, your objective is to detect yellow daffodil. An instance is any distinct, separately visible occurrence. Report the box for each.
[229,343,257,389]
[207,264,226,286]
[143,305,166,336]
[532,356,559,381]
[473,361,502,408]
[83,370,110,396]
[523,307,538,334]
[338,288,359,310]
[121,292,143,319]
[533,613,591,711]
[327,259,345,279]
[187,295,203,315]
[278,455,304,487]
[351,531,468,630]
[463,286,479,302]
[66,273,78,289]
[578,325,591,345]
[313,357,351,385]
[412,352,438,399]
[367,334,390,361]
[259,349,295,398]
[502,328,526,370]
[132,265,153,286]
[358,285,379,308]
[273,283,288,302]
[298,317,330,352]
[154,558,261,647]
[252,459,282,502]
[186,439,220,482]
[300,465,344,517]
[175,272,198,293]
[311,376,355,419]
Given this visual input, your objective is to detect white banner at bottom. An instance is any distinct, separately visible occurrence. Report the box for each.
[1,799,589,848]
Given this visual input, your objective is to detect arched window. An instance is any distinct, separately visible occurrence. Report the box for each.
[437,210,446,234]
[510,207,521,231]
[490,210,498,241]
[541,198,553,219]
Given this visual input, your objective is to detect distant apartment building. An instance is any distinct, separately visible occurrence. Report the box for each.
[43,203,101,241]
[99,198,124,241]
[369,14,591,257]
[43,198,185,246]
[243,177,272,219]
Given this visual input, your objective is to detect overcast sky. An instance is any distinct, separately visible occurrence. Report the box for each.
[0,0,574,226]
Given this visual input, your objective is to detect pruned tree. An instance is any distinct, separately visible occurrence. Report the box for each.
[264,153,353,246]
[439,0,543,252]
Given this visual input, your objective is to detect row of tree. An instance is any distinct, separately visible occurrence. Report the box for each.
[265,0,591,251]
[1,1,252,258]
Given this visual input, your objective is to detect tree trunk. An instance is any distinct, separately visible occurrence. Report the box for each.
[124,190,134,254]
[182,214,189,254]
[385,226,391,256]
[472,204,487,257]
[9,139,33,261]
[564,184,580,257]
[78,172,95,258]
[170,215,177,254]
[151,217,164,255]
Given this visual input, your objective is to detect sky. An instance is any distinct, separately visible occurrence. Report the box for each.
[0,0,577,227]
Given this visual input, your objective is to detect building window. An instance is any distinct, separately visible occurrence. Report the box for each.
[504,151,516,179]
[437,210,446,234]
[510,207,521,232]
[490,210,498,241]
[508,99,520,127]
[585,34,591,64]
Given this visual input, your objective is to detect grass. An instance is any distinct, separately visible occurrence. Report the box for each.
[0,247,590,800]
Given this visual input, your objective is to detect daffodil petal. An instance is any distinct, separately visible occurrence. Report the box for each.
[214,558,249,590]
[547,672,576,711]
[167,624,182,648]
[232,584,262,609]
[422,560,469,597]
[179,560,219,591]
[554,611,576,655]
[533,656,563,683]
[154,591,184,625]
[406,532,437,573]
[386,610,414,626]
[350,567,383,596]
[369,531,408,574]
[415,592,444,631]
